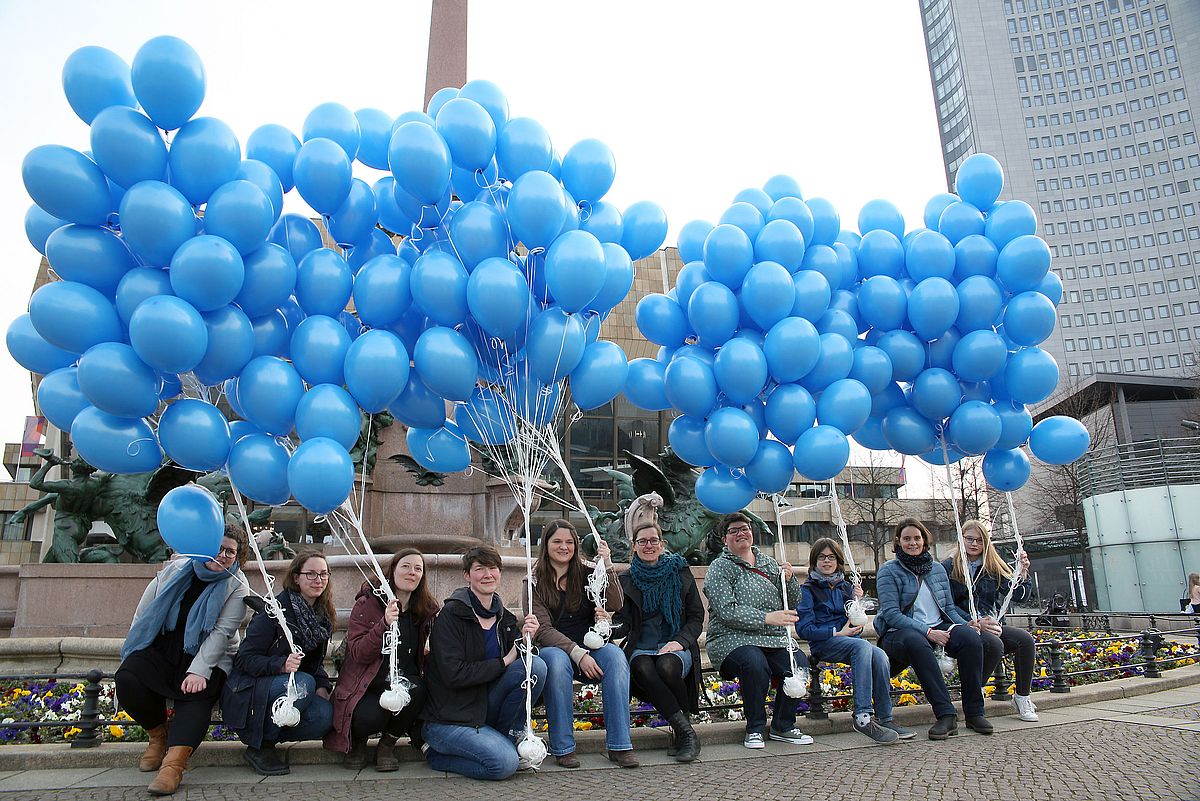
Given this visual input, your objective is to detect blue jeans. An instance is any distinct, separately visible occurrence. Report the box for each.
[811,636,894,720]
[719,645,798,735]
[424,657,548,781]
[541,644,633,755]
[262,672,333,744]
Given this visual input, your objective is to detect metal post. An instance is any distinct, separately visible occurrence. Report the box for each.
[1049,641,1070,693]
[805,655,827,720]
[991,658,1012,701]
[1140,630,1161,679]
[71,669,104,749]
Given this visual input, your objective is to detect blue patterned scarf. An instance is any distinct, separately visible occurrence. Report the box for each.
[121,560,238,659]
[629,553,687,634]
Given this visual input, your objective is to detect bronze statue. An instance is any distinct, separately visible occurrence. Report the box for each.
[12,449,114,563]
[350,411,394,475]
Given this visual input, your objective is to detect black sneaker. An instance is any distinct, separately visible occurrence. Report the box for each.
[852,717,899,745]
[244,744,290,776]
[928,715,958,740]
[965,715,993,735]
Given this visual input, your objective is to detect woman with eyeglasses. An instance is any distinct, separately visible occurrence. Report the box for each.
[222,549,335,776]
[942,519,1038,722]
[326,549,440,771]
[613,521,705,762]
[531,519,636,768]
[703,512,811,750]
[875,518,988,740]
[796,538,911,745]
[116,524,249,796]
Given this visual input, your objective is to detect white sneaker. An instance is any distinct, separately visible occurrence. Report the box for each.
[1012,694,1039,722]
[767,727,814,745]
[743,732,765,749]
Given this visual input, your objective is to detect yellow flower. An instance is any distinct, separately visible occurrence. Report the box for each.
[114,710,133,722]
[64,727,81,739]
[897,694,917,705]
[108,725,125,738]
[573,721,593,731]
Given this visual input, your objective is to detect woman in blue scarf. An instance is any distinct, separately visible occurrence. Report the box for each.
[614,522,706,762]
[115,523,249,796]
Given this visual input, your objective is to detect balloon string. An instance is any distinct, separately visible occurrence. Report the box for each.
[827,481,862,587]
[228,483,301,657]
[940,437,979,621]
[994,492,1027,621]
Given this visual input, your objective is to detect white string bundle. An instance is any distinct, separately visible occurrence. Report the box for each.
[769,494,808,698]
[993,492,1028,622]
[934,645,956,675]
[378,624,412,713]
[939,437,979,622]
[827,482,870,628]
[583,549,611,651]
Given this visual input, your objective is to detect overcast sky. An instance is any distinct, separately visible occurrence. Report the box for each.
[0,1,950,488]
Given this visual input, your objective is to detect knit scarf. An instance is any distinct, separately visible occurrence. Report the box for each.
[629,553,686,634]
[283,589,332,653]
[121,559,237,659]
[897,550,934,576]
[814,570,845,588]
[467,590,503,620]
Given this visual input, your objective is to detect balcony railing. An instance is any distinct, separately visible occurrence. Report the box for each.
[1077,436,1200,498]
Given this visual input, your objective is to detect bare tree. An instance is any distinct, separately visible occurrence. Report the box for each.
[838,452,905,572]
[928,455,990,542]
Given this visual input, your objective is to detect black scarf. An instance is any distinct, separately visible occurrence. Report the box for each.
[283,589,331,653]
[896,550,934,576]
[468,590,503,620]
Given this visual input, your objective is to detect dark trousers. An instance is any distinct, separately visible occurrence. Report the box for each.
[115,667,224,749]
[629,654,688,719]
[719,645,797,735]
[350,682,427,742]
[879,625,985,719]
[981,625,1036,696]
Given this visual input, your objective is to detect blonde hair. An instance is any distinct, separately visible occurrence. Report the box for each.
[949,519,1013,584]
[1188,573,1200,592]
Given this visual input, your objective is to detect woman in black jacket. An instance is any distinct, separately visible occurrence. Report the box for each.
[614,522,705,762]
[221,549,335,776]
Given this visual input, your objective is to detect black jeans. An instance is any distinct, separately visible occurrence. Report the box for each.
[981,625,1036,696]
[719,645,797,735]
[350,682,427,742]
[114,667,224,749]
[879,625,985,719]
[629,654,689,719]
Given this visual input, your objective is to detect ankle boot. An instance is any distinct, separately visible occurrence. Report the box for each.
[343,737,368,770]
[147,745,192,796]
[139,724,169,772]
[928,714,959,740]
[667,711,701,763]
[375,734,400,772]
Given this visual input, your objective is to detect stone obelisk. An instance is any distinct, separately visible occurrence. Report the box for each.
[424,0,468,111]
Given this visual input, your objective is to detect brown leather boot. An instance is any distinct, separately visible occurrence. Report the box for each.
[147,745,192,796]
[375,734,400,772]
[138,724,169,772]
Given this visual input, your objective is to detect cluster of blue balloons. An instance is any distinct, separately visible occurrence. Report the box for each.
[11,37,666,552]
[629,154,1089,514]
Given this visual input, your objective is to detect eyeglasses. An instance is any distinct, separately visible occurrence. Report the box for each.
[634,538,662,547]
[963,537,984,545]
[726,525,752,535]
[299,571,330,581]
[215,547,238,559]
[816,553,838,562]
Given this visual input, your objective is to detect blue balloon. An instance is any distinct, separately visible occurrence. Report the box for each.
[561,139,615,204]
[993,401,1033,451]
[227,433,291,504]
[131,36,204,131]
[1005,347,1059,405]
[927,328,962,372]
[793,425,850,481]
[875,330,924,382]
[858,275,907,332]
[857,230,904,279]
[668,415,716,467]
[44,224,134,298]
[389,376,447,429]
[290,315,351,386]
[982,447,1030,491]
[952,330,1008,382]
[390,121,452,204]
[303,102,360,161]
[853,415,890,451]
[296,248,353,316]
[354,107,393,170]
[89,106,167,189]
[158,399,231,471]
[953,234,998,281]
[119,181,196,266]
[527,308,586,383]
[907,277,959,342]
[455,388,514,446]
[764,383,816,445]
[507,171,566,251]
[235,243,296,319]
[580,200,622,244]
[677,220,713,264]
[22,145,112,226]
[570,341,628,410]
[465,257,529,339]
[1029,416,1089,465]
[686,281,740,348]
[835,238,862,289]
[882,406,937,455]
[169,235,245,312]
[295,384,362,451]
[871,383,907,417]
[36,367,88,431]
[1037,271,1064,305]
[353,254,412,327]
[719,202,764,241]
[71,406,162,474]
[714,339,769,405]
[938,201,986,244]
[411,251,469,326]
[374,176,413,234]
[767,197,816,248]
[1004,291,1056,346]
[406,424,471,474]
[801,333,854,392]
[762,175,802,202]
[620,201,667,261]
[947,400,1003,456]
[192,305,254,386]
[702,224,753,290]
[25,204,67,255]
[343,329,409,413]
[624,358,671,411]
[703,407,759,467]
[435,98,496,171]
[984,199,1036,249]
[996,235,1052,293]
[237,356,304,436]
[28,280,121,355]
[911,368,962,422]
[791,270,831,322]
[849,346,894,395]
[664,354,718,418]
[156,485,223,558]
[745,439,795,494]
[322,179,377,250]
[589,243,635,314]
[167,117,240,206]
[905,230,955,282]
[113,269,170,327]
[695,466,755,514]
[446,200,506,270]
[763,317,820,384]
[636,293,688,347]
[753,219,805,273]
[293,137,352,214]
[249,311,289,359]
[954,275,1004,334]
[200,180,272,255]
[741,261,796,331]
[62,45,137,124]
[247,124,301,192]
[673,262,710,313]
[546,230,606,313]
[806,198,840,246]
[76,342,159,418]
[816,378,871,434]
[955,153,1004,211]
[923,193,959,230]
[496,117,552,179]
[858,199,904,238]
[413,326,478,401]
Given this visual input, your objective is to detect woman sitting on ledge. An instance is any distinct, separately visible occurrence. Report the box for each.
[115,523,249,796]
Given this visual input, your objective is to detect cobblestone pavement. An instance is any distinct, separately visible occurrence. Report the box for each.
[1150,702,1200,720]
[2,717,1197,801]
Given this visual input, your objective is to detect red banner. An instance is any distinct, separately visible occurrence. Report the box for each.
[20,416,45,457]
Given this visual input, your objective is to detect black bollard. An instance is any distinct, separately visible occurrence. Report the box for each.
[1140,630,1161,679]
[71,670,105,749]
[1049,641,1070,693]
[991,658,1012,701]
[805,655,827,720]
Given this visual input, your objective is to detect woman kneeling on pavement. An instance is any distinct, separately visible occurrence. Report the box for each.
[703,512,812,750]
[615,521,705,762]
[222,549,335,775]
[532,519,637,768]
[943,519,1039,723]
[875,518,988,740]
[326,548,440,770]
[116,523,249,795]
[796,537,913,745]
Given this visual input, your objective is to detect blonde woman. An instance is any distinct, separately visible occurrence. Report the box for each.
[942,519,1037,722]
[1183,573,1200,614]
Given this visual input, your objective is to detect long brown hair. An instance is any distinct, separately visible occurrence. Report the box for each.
[533,519,585,614]
[381,548,440,624]
[283,549,337,628]
[949,519,1013,583]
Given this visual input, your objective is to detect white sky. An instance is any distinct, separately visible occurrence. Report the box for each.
[0,0,949,490]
